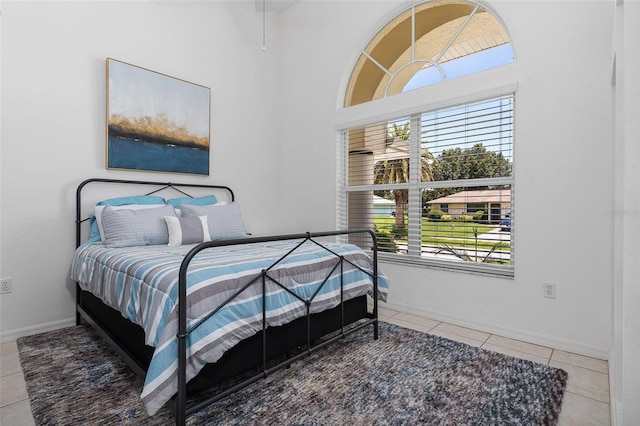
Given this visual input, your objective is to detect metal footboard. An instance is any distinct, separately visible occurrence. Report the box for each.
[174,229,379,425]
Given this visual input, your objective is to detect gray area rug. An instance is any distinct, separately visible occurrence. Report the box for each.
[18,321,567,425]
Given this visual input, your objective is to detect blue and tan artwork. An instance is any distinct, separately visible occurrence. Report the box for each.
[106,58,210,175]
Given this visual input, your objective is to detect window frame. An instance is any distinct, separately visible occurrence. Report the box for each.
[336,90,516,278]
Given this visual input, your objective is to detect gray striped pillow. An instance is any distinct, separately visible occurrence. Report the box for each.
[101,204,176,247]
[180,202,247,240]
[165,215,211,246]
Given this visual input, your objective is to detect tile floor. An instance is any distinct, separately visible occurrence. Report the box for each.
[0,307,611,425]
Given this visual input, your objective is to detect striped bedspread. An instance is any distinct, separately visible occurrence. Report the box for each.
[71,239,388,415]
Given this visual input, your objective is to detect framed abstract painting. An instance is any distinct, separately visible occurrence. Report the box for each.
[106,58,210,175]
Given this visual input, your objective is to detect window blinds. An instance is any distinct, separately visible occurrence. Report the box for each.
[338,93,515,277]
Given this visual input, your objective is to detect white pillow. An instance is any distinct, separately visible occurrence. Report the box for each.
[165,215,211,246]
[180,202,247,240]
[93,204,166,242]
[101,204,177,247]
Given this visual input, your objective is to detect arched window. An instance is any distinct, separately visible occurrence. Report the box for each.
[338,1,515,277]
[345,0,513,107]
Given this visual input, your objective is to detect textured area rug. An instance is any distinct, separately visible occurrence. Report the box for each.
[18,322,567,425]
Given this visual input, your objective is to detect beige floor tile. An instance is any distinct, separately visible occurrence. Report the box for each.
[383,317,433,334]
[485,334,553,360]
[557,391,611,426]
[377,306,400,319]
[551,350,608,374]
[0,400,36,426]
[392,312,440,330]
[0,342,18,356]
[429,328,484,347]
[0,372,29,407]
[482,342,551,365]
[550,360,610,403]
[433,322,490,343]
[0,351,22,377]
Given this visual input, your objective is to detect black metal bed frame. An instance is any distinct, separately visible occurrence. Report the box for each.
[74,178,380,425]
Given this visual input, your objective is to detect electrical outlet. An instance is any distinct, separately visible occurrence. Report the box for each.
[0,278,12,294]
[543,282,555,299]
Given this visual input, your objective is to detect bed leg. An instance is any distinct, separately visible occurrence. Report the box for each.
[373,282,379,341]
[75,284,82,326]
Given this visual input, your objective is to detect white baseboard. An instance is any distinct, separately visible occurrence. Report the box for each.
[382,300,610,361]
[0,318,76,343]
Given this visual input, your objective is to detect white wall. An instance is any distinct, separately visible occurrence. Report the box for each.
[0,1,284,338]
[277,0,615,358]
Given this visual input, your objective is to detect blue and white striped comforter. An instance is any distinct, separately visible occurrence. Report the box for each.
[71,239,388,415]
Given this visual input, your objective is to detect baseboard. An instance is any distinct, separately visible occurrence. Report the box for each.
[382,300,610,360]
[0,318,76,343]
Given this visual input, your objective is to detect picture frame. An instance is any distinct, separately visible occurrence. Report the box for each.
[106,58,210,175]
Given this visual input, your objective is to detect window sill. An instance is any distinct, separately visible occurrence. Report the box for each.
[376,252,514,279]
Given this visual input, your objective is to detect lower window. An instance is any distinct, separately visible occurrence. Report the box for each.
[338,94,515,277]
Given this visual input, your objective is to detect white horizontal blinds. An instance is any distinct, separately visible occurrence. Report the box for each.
[346,126,377,249]
[341,92,515,274]
[421,94,514,182]
[346,120,411,250]
[420,94,514,267]
[347,120,412,188]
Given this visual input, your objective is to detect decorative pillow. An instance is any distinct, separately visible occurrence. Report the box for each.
[93,204,166,242]
[101,204,176,247]
[166,195,218,209]
[88,195,166,242]
[165,215,211,246]
[180,202,247,240]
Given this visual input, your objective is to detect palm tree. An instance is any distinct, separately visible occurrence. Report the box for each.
[373,123,435,230]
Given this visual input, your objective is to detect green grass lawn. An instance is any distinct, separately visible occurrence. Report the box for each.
[373,216,510,252]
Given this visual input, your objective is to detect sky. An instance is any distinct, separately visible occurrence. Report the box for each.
[403,43,514,92]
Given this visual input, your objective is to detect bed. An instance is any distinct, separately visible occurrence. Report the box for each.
[71,178,388,425]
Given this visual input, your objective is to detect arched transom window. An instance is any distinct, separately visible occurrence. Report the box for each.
[345,0,514,107]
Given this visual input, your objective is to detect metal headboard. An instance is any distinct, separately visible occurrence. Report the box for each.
[75,178,235,248]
